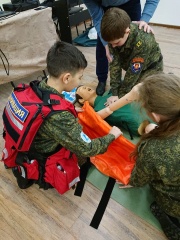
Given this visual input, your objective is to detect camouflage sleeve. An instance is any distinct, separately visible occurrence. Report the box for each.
[117,31,162,98]
[43,111,115,157]
[109,45,122,96]
[129,141,155,187]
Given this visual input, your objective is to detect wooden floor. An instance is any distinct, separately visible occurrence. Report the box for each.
[0,24,180,240]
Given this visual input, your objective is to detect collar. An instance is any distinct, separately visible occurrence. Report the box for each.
[118,23,138,52]
[39,79,64,98]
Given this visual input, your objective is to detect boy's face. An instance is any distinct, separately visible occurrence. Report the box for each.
[76,86,97,101]
[109,27,130,47]
[65,69,84,92]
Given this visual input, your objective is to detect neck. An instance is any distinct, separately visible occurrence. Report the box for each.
[47,76,63,94]
[88,95,97,107]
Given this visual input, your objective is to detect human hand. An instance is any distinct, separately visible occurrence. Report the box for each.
[132,20,154,34]
[116,180,133,188]
[105,45,113,63]
[75,106,84,113]
[104,96,119,106]
[109,126,123,139]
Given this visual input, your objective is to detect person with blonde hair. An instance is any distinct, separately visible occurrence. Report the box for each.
[128,73,180,240]
[95,72,180,239]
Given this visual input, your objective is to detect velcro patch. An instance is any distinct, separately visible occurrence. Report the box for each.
[131,62,142,73]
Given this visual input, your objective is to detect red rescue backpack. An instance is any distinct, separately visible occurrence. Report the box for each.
[1,80,80,194]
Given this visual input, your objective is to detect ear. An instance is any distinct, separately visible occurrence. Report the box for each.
[125,27,130,34]
[62,73,71,84]
[151,112,161,123]
[78,98,85,105]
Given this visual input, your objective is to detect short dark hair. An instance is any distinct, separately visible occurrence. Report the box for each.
[46,41,87,78]
[101,8,131,42]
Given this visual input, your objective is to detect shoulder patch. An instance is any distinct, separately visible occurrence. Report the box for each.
[131,62,142,73]
[80,131,91,143]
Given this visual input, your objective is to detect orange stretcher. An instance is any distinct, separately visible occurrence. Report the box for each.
[78,101,136,185]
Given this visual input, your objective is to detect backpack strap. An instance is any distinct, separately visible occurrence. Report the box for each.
[74,157,92,197]
[90,177,116,229]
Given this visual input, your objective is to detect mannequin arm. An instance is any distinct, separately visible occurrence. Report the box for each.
[97,83,141,119]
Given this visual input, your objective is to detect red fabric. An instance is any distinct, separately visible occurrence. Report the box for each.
[44,148,80,194]
[78,102,136,185]
[23,160,39,180]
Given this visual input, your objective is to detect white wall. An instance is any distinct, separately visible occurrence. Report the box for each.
[141,0,180,26]
[1,0,9,9]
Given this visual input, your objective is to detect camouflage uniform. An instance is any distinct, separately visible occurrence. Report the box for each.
[109,23,163,97]
[30,80,115,166]
[129,134,180,217]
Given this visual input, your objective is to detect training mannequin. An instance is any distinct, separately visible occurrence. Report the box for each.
[76,85,149,137]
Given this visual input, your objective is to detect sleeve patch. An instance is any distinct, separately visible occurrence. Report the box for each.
[131,62,142,73]
[80,131,91,143]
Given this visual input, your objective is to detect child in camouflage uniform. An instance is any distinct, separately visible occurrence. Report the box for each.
[101,8,163,105]
[30,41,122,166]
[128,73,180,240]
[12,41,122,190]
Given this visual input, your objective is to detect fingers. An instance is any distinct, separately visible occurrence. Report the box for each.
[104,96,118,106]
[109,126,123,139]
[75,107,84,113]
[119,184,133,189]
[107,54,113,63]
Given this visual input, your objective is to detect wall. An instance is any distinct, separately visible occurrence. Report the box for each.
[141,0,180,27]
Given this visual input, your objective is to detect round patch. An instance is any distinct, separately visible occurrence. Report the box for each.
[80,131,91,143]
[131,62,142,73]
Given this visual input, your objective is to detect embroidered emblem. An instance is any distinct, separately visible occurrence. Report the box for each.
[132,57,144,63]
[80,131,91,143]
[136,41,142,48]
[131,62,142,73]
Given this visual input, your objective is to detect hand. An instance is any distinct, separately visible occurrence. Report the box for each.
[104,96,119,106]
[132,20,154,34]
[75,106,84,113]
[116,180,133,188]
[105,45,113,63]
[109,126,123,139]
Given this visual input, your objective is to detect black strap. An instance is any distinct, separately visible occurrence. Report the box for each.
[90,177,115,229]
[74,158,92,197]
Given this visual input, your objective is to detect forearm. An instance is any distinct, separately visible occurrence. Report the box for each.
[97,91,135,119]
[141,0,159,22]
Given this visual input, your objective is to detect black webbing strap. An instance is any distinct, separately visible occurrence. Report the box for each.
[90,177,116,229]
[74,158,92,197]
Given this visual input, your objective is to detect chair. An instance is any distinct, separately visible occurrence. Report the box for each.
[52,0,91,43]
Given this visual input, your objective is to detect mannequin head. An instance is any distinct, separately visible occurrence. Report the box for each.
[76,85,97,106]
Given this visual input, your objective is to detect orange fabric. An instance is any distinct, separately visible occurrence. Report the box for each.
[78,102,136,185]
